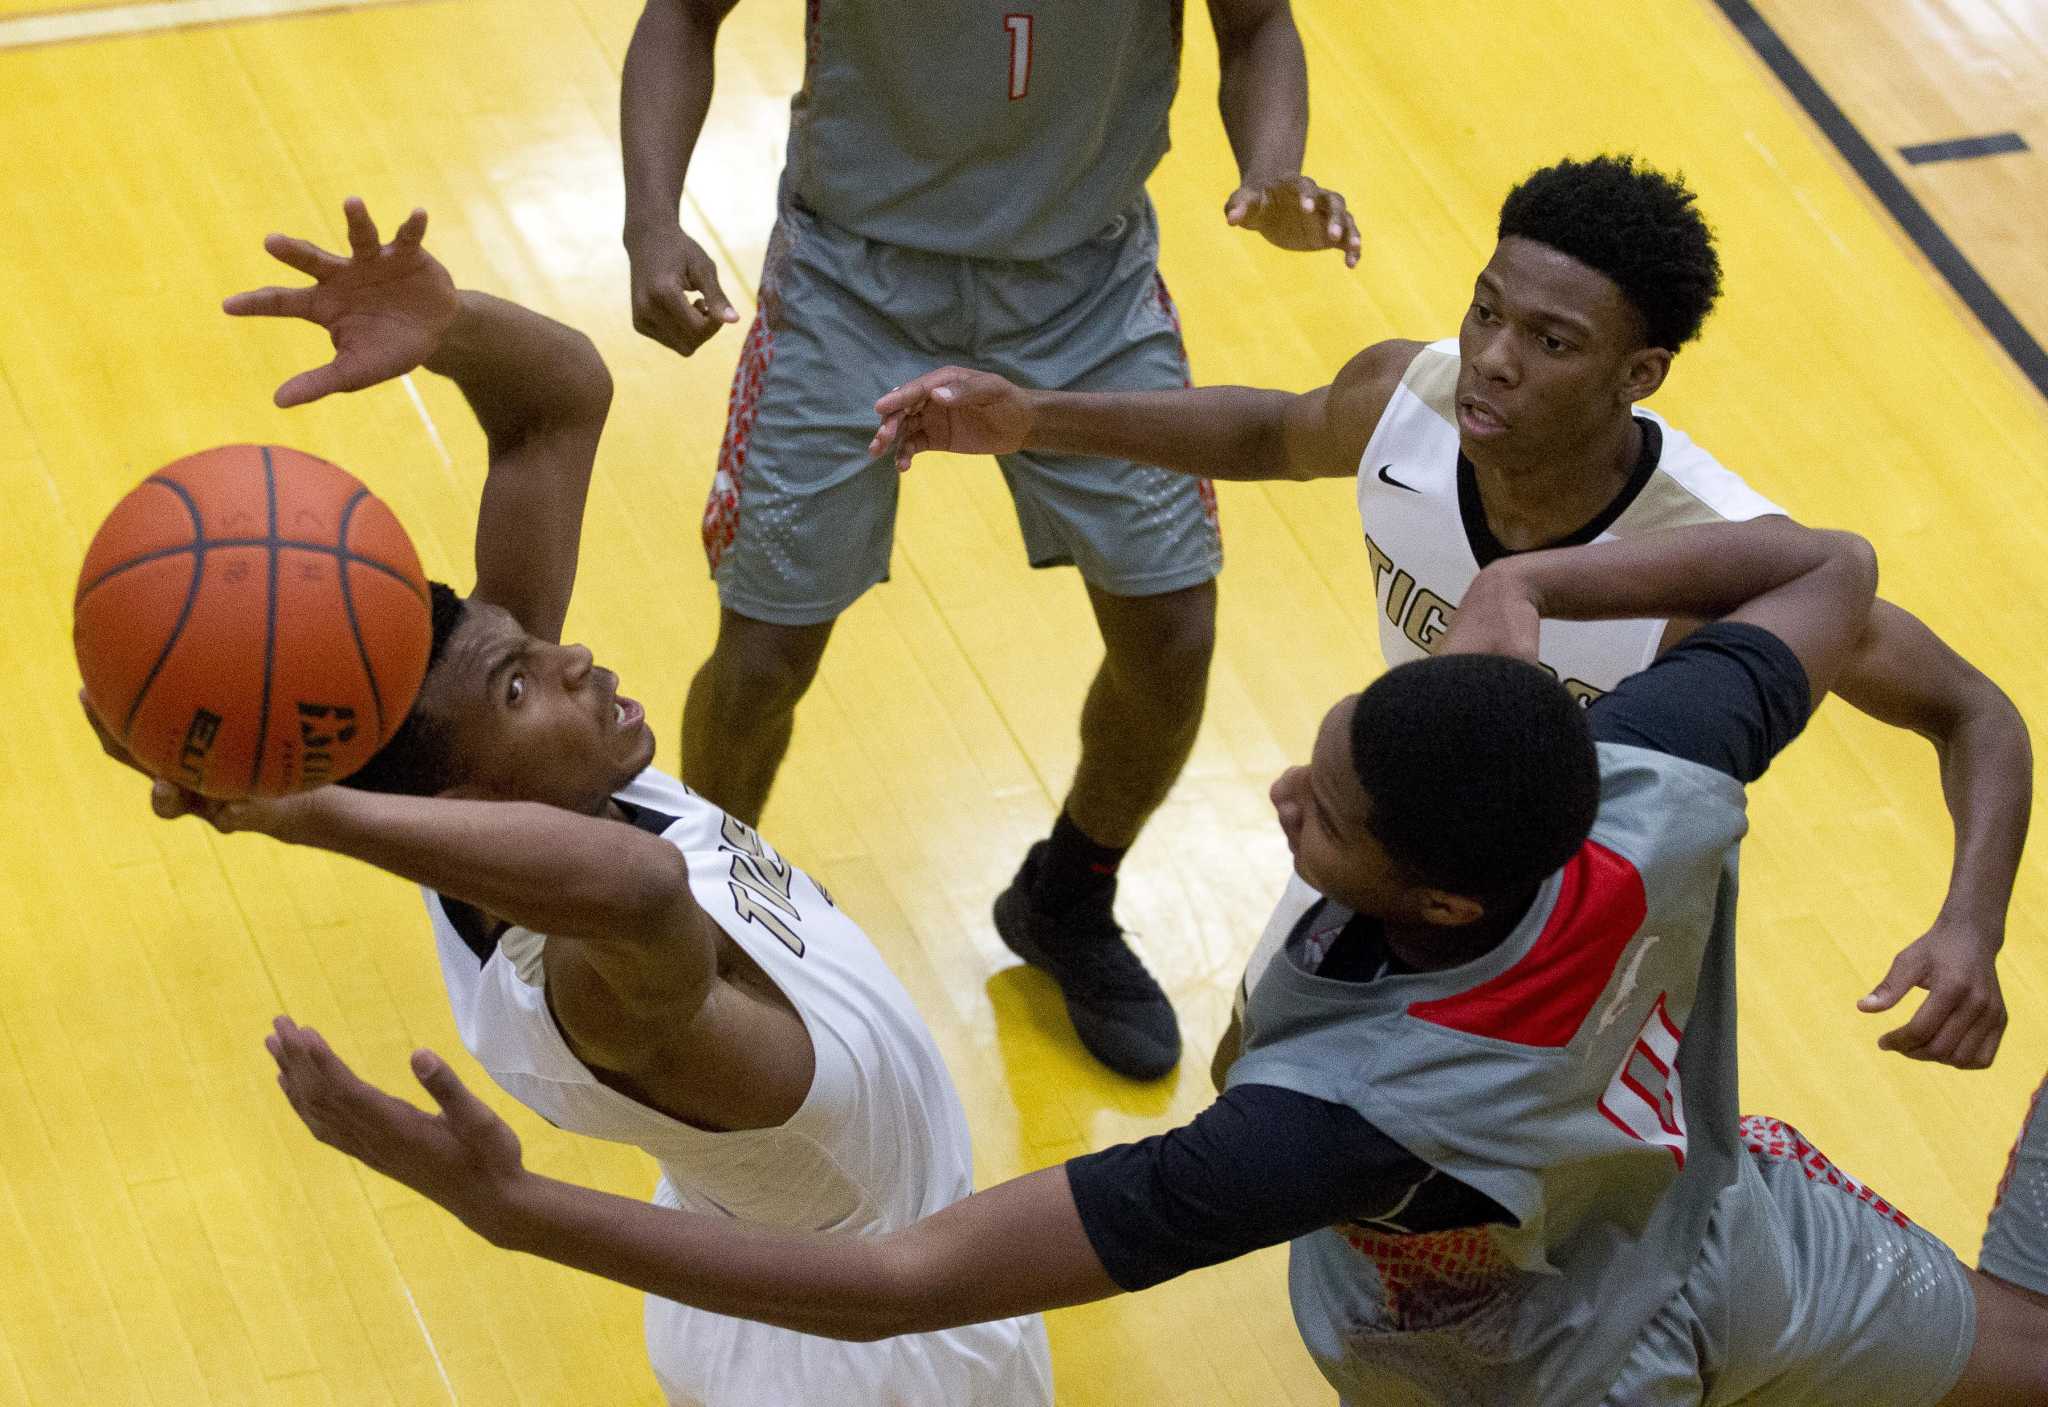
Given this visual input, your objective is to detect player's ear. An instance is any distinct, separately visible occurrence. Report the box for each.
[1416,888,1487,928]
[1619,346,1671,405]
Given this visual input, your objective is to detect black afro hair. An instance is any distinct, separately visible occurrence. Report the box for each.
[1498,154,1722,352]
[339,580,466,797]
[1349,654,1600,903]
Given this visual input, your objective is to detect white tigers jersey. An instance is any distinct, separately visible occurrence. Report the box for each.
[1356,339,1784,700]
[425,767,1053,1407]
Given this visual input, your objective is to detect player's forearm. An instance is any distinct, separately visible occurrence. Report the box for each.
[270,789,699,951]
[621,0,722,241]
[425,292,609,641]
[1022,385,1308,480]
[474,1161,1107,1340]
[475,1172,943,1340]
[1478,519,1877,696]
[1487,518,1853,621]
[1213,3,1309,184]
[426,292,613,448]
[1930,684,2031,939]
[1820,599,2031,940]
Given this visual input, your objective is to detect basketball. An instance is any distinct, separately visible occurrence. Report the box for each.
[74,444,433,799]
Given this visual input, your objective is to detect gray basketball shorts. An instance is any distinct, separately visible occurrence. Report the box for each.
[1980,1070,2048,1294]
[700,195,1221,627]
[1606,1116,1975,1406]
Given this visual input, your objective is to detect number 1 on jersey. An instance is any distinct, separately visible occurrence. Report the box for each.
[1004,13,1033,100]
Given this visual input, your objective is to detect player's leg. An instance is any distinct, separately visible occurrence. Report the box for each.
[1944,1072,2048,1400]
[1980,1072,2048,1294]
[1066,580,1216,850]
[1719,1116,1979,1405]
[685,207,963,824]
[682,609,834,825]
[1940,1269,2048,1403]
[979,196,1221,1079]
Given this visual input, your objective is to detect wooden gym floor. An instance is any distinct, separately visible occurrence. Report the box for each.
[1,1,2045,1402]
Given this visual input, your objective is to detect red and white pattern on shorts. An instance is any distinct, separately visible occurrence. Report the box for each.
[1340,1223,1513,1333]
[1151,272,1219,529]
[702,310,775,572]
[1991,1071,2048,1215]
[1741,1115,1913,1229]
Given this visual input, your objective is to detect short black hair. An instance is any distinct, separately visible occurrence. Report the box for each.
[1349,654,1599,903]
[341,580,466,797]
[1497,154,1721,351]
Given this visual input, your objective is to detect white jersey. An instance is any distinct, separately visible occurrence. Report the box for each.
[1356,339,1783,700]
[1236,343,1784,1025]
[425,767,1052,1407]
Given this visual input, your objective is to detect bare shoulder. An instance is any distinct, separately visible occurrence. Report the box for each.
[1281,339,1423,479]
[1330,338,1426,418]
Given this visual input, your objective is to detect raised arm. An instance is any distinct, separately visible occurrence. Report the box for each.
[1207,0,1360,266]
[440,294,612,644]
[620,0,743,355]
[225,200,612,645]
[869,339,1413,481]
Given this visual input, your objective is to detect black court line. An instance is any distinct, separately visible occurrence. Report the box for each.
[1899,132,2029,166]
[1712,0,2048,402]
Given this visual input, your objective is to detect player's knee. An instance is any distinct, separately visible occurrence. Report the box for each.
[1112,587,1216,696]
[707,620,832,717]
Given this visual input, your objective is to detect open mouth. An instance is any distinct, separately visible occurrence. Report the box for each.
[1458,399,1508,437]
[614,696,645,731]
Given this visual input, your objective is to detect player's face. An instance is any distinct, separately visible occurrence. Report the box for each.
[426,600,656,811]
[1456,237,1669,465]
[1270,696,1432,921]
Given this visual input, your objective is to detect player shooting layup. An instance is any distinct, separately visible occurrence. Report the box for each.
[85,201,1052,1407]
[873,155,2029,1075]
[268,514,2048,1403]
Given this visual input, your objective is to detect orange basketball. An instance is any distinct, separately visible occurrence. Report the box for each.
[74,445,433,798]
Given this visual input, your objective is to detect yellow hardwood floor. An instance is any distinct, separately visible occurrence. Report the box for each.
[2,0,2045,1402]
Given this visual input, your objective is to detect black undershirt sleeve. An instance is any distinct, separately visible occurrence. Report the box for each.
[1586,621,1812,782]
[1065,1083,1506,1292]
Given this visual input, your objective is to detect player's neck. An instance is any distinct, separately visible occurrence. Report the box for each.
[1383,885,1539,972]
[1466,415,1641,553]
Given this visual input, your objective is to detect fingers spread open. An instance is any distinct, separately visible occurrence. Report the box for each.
[343,197,381,258]
[222,285,315,320]
[393,207,429,249]
[262,234,344,280]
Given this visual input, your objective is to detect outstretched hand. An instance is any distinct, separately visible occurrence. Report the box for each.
[224,197,460,407]
[869,367,1034,471]
[1225,173,1361,267]
[266,1017,528,1233]
[1858,921,2006,1069]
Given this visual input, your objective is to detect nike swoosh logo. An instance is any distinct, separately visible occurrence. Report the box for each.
[1376,463,1420,493]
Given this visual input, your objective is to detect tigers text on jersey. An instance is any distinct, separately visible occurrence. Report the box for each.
[1357,340,1783,699]
[424,768,1052,1407]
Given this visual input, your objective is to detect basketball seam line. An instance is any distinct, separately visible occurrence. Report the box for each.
[250,447,278,792]
[334,487,386,741]
[119,476,209,740]
[76,537,428,602]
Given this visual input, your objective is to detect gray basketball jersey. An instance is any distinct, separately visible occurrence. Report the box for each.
[784,1,1183,259]
[1230,743,1751,1406]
